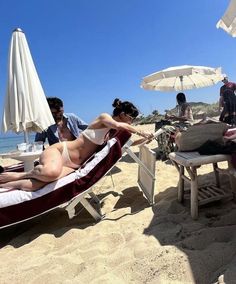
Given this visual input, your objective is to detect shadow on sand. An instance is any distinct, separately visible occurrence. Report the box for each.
[0,207,97,249]
[2,168,236,283]
[0,185,150,249]
[143,173,236,284]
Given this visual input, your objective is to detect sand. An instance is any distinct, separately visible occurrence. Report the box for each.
[1,124,236,284]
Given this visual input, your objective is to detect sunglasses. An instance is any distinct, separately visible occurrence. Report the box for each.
[51,107,64,116]
[125,113,135,121]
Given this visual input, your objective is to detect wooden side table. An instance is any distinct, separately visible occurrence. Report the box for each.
[169,151,236,219]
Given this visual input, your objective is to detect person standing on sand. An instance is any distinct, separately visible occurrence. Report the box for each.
[219,90,236,125]
[219,77,236,112]
[0,98,154,192]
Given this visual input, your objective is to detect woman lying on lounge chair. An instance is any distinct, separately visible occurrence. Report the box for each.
[0,98,153,192]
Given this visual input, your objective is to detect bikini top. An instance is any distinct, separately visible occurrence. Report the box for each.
[82,128,110,145]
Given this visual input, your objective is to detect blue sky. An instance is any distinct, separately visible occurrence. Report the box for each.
[0,0,234,129]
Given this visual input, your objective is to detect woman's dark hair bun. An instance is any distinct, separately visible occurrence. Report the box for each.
[112,98,122,108]
[112,98,139,118]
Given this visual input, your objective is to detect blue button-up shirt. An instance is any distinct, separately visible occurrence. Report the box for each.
[35,113,88,145]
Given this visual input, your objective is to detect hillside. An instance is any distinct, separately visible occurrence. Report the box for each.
[137,101,219,124]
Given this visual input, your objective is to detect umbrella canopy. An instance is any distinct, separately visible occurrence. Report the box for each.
[1,28,54,142]
[216,0,236,37]
[140,65,225,92]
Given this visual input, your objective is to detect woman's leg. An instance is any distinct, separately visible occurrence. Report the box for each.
[0,179,48,191]
[0,165,75,192]
[0,172,26,183]
[30,147,65,182]
[0,147,64,184]
[0,167,75,192]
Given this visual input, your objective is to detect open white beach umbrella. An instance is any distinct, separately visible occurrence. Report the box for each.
[216,0,236,37]
[140,65,225,92]
[1,28,54,143]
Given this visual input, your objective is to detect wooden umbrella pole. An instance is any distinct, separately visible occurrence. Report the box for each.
[24,130,29,144]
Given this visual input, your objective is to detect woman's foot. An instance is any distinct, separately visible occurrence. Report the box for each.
[0,172,23,183]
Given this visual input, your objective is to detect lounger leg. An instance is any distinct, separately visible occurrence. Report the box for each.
[66,197,81,218]
[178,165,185,202]
[80,198,103,221]
[186,166,198,220]
[171,161,184,203]
[89,192,101,204]
[66,195,103,221]
[89,192,103,216]
[213,163,220,188]
[228,160,236,200]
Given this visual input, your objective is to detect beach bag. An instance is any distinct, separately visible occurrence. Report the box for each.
[175,122,229,152]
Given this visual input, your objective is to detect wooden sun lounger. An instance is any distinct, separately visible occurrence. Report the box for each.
[169,151,236,219]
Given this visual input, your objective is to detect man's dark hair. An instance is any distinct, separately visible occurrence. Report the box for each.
[222,77,229,84]
[47,97,63,111]
[176,92,186,104]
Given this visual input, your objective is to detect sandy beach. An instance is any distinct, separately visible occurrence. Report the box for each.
[1,123,236,284]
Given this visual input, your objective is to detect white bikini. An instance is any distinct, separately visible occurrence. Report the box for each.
[61,128,110,169]
[61,141,80,169]
[82,128,110,145]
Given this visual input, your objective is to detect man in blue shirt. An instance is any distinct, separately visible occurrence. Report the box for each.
[35,97,88,145]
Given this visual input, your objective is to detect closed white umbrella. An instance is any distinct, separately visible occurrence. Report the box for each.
[1,28,54,143]
[216,0,236,37]
[140,65,224,92]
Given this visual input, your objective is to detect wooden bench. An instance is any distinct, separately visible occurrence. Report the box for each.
[169,151,236,219]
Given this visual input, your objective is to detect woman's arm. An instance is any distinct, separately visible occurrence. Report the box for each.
[99,113,153,139]
[224,133,236,140]
[131,137,153,146]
